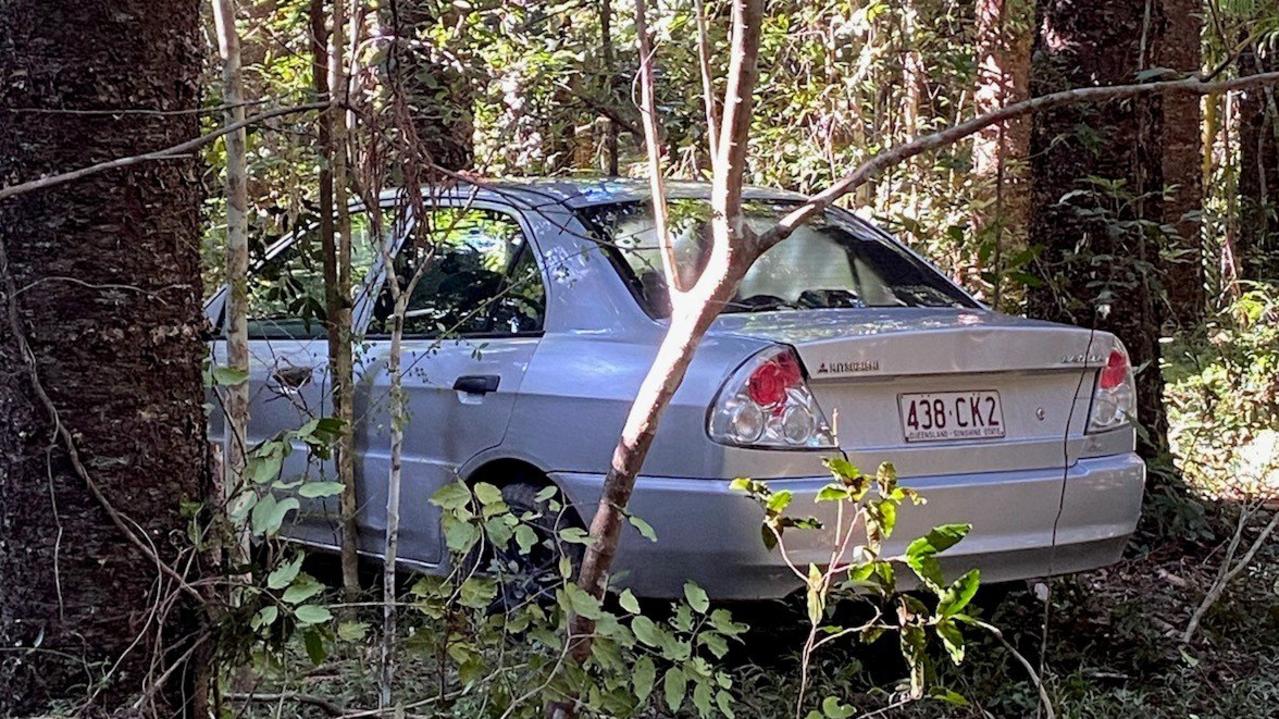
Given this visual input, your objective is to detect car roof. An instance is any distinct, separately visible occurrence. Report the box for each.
[375,177,808,210]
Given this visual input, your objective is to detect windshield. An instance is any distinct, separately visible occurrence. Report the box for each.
[579,199,977,317]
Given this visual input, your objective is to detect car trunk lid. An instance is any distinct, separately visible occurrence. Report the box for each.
[710,308,1113,475]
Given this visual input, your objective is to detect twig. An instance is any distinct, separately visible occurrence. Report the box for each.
[227,691,347,717]
[1182,506,1279,644]
[0,102,331,202]
[969,619,1056,719]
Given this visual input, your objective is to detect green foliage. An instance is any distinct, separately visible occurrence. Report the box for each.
[734,457,982,711]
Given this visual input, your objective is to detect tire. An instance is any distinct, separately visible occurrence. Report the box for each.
[477,480,583,611]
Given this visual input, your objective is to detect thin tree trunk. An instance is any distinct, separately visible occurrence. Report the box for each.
[1239,42,1279,281]
[567,0,766,670]
[0,0,207,712]
[600,0,620,175]
[213,0,251,574]
[325,0,362,599]
[971,0,1032,307]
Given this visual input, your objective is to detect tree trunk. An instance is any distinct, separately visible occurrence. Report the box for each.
[971,0,1032,308]
[1027,0,1170,460]
[0,0,208,713]
[213,0,251,572]
[323,0,362,599]
[1155,0,1205,325]
[1238,43,1279,281]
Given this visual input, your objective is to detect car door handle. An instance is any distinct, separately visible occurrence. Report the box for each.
[272,365,313,389]
[453,374,500,394]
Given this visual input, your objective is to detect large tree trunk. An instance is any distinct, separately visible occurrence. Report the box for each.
[1027,0,1170,459]
[1155,0,1204,325]
[1238,43,1279,281]
[0,0,208,713]
[971,0,1032,308]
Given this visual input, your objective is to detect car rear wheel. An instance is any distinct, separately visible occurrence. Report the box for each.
[479,481,583,611]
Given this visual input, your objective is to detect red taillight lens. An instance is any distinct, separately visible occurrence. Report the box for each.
[747,354,803,407]
[709,347,836,448]
[1099,349,1128,390]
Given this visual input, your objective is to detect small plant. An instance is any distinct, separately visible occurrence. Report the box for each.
[733,457,984,716]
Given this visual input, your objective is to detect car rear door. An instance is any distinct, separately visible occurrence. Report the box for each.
[354,200,547,567]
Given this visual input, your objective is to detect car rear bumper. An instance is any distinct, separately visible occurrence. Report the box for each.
[552,452,1145,600]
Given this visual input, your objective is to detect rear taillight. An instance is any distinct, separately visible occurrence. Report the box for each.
[1087,343,1136,433]
[709,347,836,449]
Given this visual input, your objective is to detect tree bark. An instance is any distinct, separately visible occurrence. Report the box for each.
[0,0,208,713]
[1027,0,1170,460]
[323,0,362,599]
[213,0,251,572]
[1238,43,1279,281]
[971,0,1032,308]
[1155,0,1205,325]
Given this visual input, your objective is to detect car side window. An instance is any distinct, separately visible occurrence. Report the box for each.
[246,211,383,339]
[370,208,545,337]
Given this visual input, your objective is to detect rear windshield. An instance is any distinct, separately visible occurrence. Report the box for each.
[578,199,977,317]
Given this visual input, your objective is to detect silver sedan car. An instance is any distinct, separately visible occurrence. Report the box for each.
[206,178,1145,600]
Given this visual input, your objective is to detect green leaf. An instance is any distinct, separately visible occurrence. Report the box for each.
[282,576,323,604]
[211,365,249,386]
[900,625,927,699]
[905,523,971,591]
[337,620,368,642]
[293,604,333,626]
[693,679,713,716]
[766,490,794,514]
[514,524,538,554]
[700,631,729,659]
[267,555,303,590]
[928,687,971,707]
[250,453,283,485]
[558,527,591,544]
[806,564,825,625]
[683,581,710,613]
[823,457,861,481]
[633,655,656,701]
[298,481,345,498]
[619,588,641,614]
[629,515,658,542]
[822,696,856,719]
[303,629,327,665]
[459,577,498,609]
[473,481,503,505]
[663,667,688,713]
[564,583,603,620]
[716,689,735,718]
[631,615,663,647]
[430,481,472,510]
[250,606,278,631]
[936,618,966,665]
[938,569,981,618]
[534,485,558,502]
[815,484,850,503]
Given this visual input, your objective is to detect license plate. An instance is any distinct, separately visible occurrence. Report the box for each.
[899,391,1005,442]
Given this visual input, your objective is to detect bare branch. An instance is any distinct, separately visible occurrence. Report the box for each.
[633,0,682,294]
[757,70,1279,253]
[710,0,764,228]
[694,0,720,164]
[0,102,331,202]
